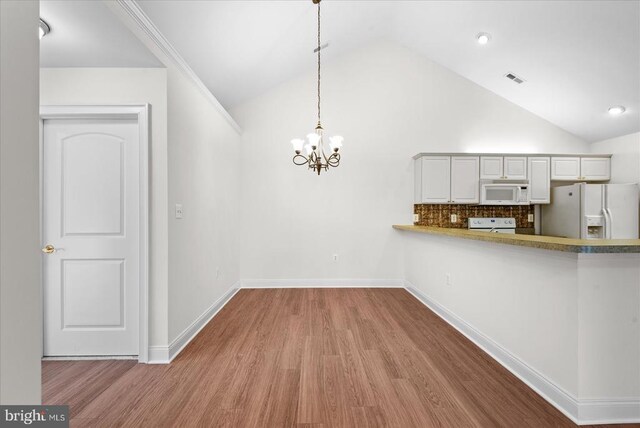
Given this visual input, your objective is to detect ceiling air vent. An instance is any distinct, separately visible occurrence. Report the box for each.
[505,73,525,84]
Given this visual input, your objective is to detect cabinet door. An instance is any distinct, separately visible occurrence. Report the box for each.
[480,156,503,179]
[528,157,550,204]
[551,157,580,180]
[414,158,422,203]
[580,157,610,181]
[504,156,527,180]
[451,156,480,203]
[420,156,451,203]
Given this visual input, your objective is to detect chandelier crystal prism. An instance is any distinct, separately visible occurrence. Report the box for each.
[290,0,343,175]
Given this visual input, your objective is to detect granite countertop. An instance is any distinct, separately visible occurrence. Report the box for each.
[392,225,640,254]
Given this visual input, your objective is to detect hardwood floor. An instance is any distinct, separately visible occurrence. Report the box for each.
[42,288,626,427]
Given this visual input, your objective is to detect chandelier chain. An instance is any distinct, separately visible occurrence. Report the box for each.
[290,0,342,176]
[317,0,321,124]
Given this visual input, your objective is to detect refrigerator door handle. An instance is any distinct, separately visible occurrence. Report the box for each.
[606,208,613,239]
[603,208,612,239]
[602,185,610,239]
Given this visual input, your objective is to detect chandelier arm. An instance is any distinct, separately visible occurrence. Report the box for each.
[320,146,330,163]
[293,154,311,166]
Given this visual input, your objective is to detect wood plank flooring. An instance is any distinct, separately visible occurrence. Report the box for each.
[42,288,626,427]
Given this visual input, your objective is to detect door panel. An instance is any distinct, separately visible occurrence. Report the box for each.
[551,157,580,180]
[581,158,611,181]
[480,156,503,179]
[528,157,550,204]
[504,157,527,180]
[420,156,451,203]
[451,156,479,203]
[43,119,139,356]
[63,134,124,235]
[62,259,124,328]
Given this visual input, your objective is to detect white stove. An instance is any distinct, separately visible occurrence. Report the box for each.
[468,217,516,234]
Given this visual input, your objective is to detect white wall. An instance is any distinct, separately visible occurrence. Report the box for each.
[40,68,170,349]
[166,66,242,342]
[577,254,640,400]
[0,0,41,404]
[591,132,640,184]
[403,233,580,395]
[232,41,589,281]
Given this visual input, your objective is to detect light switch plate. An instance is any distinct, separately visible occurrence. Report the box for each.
[450,214,458,223]
[175,204,183,219]
[413,214,419,223]
[528,213,534,223]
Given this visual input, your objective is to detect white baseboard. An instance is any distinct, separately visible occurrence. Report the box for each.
[404,281,640,425]
[168,283,240,362]
[240,278,404,288]
[147,346,170,364]
[577,398,640,425]
[146,282,240,364]
[42,355,137,361]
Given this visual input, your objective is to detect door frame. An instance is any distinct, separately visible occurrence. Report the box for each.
[39,105,150,363]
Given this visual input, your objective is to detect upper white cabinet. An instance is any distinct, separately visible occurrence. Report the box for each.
[551,157,581,180]
[480,156,503,179]
[451,156,480,203]
[551,157,610,181]
[580,157,611,181]
[504,157,527,180]
[528,157,551,204]
[414,153,610,205]
[416,156,450,203]
[480,156,527,180]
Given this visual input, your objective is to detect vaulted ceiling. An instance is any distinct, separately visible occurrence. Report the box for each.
[40,0,640,142]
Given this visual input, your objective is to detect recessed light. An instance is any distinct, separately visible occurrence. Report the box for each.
[608,106,626,116]
[476,32,491,45]
[39,19,50,40]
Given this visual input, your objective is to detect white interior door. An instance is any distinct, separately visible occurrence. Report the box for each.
[43,119,140,356]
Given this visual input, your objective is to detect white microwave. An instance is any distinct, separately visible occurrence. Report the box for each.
[481,183,530,205]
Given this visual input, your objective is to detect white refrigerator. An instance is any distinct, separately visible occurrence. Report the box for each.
[542,183,639,239]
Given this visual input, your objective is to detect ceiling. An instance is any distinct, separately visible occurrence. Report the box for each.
[41,0,639,142]
[40,0,161,68]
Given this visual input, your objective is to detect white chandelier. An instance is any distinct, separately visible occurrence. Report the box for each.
[290,0,343,175]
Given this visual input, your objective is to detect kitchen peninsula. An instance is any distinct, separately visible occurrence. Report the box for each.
[394,151,640,424]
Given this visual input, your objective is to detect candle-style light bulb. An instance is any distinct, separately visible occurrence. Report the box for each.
[329,136,343,152]
[291,138,304,153]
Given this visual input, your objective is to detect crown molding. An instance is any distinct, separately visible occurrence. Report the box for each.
[111,0,242,134]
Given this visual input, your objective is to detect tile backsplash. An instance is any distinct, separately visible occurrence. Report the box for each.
[414,204,535,229]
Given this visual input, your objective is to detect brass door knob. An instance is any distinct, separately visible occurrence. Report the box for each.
[42,245,55,254]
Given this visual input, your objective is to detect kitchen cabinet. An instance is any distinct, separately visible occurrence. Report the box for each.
[480,156,503,179]
[480,156,527,179]
[551,157,611,181]
[413,153,611,206]
[451,156,480,203]
[551,157,581,180]
[528,157,551,204]
[580,157,610,181]
[504,157,527,180]
[415,156,450,203]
